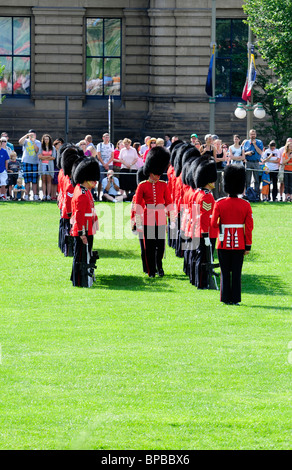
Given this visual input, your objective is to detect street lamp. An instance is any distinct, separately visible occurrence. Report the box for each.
[234,102,266,120]
[234,102,266,138]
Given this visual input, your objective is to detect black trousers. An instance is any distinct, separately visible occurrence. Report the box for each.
[269,170,278,201]
[143,224,165,276]
[218,249,244,304]
[139,234,147,273]
[192,238,216,288]
[71,235,94,287]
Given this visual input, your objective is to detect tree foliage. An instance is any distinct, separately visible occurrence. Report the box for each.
[244,0,292,83]
[253,65,292,144]
[243,0,292,142]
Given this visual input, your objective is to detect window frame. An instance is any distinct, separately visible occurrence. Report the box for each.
[86,17,122,99]
[0,16,31,99]
[215,18,248,101]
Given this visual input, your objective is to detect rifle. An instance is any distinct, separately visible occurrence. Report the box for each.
[77,244,99,288]
[202,233,219,290]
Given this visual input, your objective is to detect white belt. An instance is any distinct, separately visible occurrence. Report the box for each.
[222,224,244,229]
[85,213,92,217]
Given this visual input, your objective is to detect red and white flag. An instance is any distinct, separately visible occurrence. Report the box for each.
[242,46,256,102]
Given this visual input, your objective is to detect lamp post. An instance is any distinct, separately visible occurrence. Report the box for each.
[234,102,266,138]
[234,24,266,137]
[209,0,216,134]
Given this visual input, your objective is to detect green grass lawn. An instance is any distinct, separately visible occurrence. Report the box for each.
[0,201,291,450]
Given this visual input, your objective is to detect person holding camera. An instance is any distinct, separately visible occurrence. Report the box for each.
[19,129,41,200]
[243,129,264,197]
[261,140,280,201]
[101,169,126,202]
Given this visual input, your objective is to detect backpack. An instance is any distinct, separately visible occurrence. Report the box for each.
[245,186,260,202]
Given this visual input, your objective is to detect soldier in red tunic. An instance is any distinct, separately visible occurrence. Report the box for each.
[167,140,183,247]
[57,143,74,253]
[211,165,254,305]
[190,157,218,289]
[131,167,147,274]
[70,157,100,287]
[135,147,175,278]
[61,146,85,257]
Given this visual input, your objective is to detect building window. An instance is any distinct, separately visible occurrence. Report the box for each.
[86,18,121,97]
[0,17,31,96]
[216,19,248,100]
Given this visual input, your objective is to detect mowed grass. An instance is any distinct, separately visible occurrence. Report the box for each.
[0,200,291,450]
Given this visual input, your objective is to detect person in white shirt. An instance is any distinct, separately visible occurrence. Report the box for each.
[119,138,138,194]
[119,138,138,169]
[96,132,115,200]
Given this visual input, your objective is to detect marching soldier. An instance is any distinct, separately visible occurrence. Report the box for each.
[70,157,100,287]
[190,157,218,289]
[61,146,84,257]
[135,147,175,278]
[211,165,254,304]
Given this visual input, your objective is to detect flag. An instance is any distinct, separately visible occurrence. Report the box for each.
[205,45,215,97]
[242,46,256,102]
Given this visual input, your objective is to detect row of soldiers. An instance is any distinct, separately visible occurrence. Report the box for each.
[56,140,254,304]
[131,140,254,304]
[57,145,100,287]
[165,140,254,304]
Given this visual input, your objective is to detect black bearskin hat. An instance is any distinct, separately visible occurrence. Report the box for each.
[57,143,71,169]
[174,142,193,177]
[224,164,246,195]
[191,155,207,188]
[72,157,100,186]
[61,146,84,176]
[181,146,201,167]
[144,146,170,177]
[188,158,202,189]
[181,157,196,185]
[194,157,217,189]
[170,140,185,166]
[136,167,146,185]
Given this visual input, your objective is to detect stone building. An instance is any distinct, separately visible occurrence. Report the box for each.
[0,0,251,147]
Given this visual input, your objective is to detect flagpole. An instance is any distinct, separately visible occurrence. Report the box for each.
[246,25,254,138]
[209,0,216,134]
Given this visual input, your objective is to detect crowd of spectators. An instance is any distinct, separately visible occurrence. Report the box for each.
[0,129,291,202]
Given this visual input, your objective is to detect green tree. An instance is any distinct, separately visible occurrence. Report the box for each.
[253,64,292,144]
[243,0,292,142]
[244,0,292,88]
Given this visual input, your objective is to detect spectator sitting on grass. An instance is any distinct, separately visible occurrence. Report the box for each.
[13,178,26,200]
[101,170,126,202]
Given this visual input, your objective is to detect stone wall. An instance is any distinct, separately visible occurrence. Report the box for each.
[0,0,248,148]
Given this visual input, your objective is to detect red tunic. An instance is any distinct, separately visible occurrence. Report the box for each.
[71,184,98,236]
[211,196,253,250]
[174,174,184,217]
[180,185,192,233]
[57,168,65,210]
[193,188,217,239]
[167,165,175,202]
[135,179,173,226]
[61,175,74,219]
[130,192,145,231]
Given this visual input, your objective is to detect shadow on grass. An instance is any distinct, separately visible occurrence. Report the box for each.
[242,274,289,296]
[92,274,174,292]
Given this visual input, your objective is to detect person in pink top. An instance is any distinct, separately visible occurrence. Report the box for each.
[39,134,55,200]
